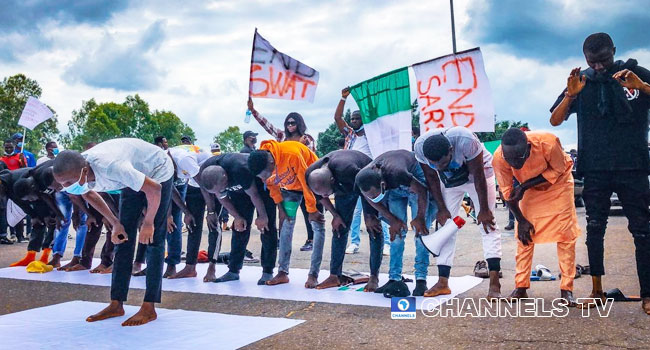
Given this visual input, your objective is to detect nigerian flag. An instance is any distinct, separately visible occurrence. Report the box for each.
[350,67,412,158]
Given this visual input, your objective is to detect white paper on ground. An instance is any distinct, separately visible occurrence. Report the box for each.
[0,260,482,310]
[0,301,303,350]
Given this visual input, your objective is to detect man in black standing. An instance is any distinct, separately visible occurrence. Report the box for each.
[550,32,650,314]
[240,131,258,154]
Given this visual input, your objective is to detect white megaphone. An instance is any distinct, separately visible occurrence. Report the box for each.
[419,216,466,257]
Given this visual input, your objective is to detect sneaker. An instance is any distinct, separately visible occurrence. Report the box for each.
[504,223,515,231]
[473,260,489,278]
[244,250,260,263]
[300,240,313,251]
[0,237,14,245]
[345,243,359,254]
[383,243,390,256]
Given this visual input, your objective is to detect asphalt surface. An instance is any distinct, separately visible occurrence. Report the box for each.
[1,205,649,349]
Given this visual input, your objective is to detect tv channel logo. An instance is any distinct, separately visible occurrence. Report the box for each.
[391,297,416,319]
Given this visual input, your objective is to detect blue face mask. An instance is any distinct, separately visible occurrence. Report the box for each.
[16,142,23,149]
[52,148,59,156]
[63,168,90,195]
[369,185,386,203]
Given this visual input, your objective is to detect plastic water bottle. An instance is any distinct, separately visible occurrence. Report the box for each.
[245,109,252,123]
[419,216,466,257]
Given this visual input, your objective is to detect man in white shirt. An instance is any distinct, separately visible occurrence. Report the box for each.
[414,127,502,300]
[165,145,212,279]
[52,138,174,327]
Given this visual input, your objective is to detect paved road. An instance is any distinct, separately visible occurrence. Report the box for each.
[1,206,648,349]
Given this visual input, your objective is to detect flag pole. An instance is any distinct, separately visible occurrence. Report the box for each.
[450,0,457,54]
[248,27,258,99]
[20,127,26,154]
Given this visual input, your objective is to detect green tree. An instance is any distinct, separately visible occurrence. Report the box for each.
[411,99,420,128]
[214,126,243,153]
[316,109,350,157]
[61,94,195,150]
[475,120,529,142]
[0,74,59,155]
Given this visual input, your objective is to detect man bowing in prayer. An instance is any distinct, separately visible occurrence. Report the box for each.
[493,128,579,306]
[53,138,174,326]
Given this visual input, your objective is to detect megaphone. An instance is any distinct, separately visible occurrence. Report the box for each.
[534,264,553,281]
[419,216,466,257]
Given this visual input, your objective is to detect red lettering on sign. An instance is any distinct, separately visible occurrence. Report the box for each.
[250,65,317,100]
[417,76,441,95]
[448,88,473,110]
[451,112,475,127]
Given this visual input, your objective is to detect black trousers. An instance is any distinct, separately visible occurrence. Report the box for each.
[26,202,55,252]
[583,170,650,298]
[300,200,314,241]
[208,179,278,274]
[111,178,172,303]
[81,194,119,268]
[330,192,383,276]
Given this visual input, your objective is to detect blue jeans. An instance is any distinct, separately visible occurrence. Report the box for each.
[349,198,390,246]
[165,183,187,265]
[277,190,325,276]
[52,192,88,257]
[382,164,437,281]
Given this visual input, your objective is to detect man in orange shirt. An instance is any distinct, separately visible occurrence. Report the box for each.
[248,140,325,288]
[493,128,579,306]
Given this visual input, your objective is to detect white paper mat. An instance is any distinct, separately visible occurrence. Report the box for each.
[0,260,482,309]
[0,301,303,350]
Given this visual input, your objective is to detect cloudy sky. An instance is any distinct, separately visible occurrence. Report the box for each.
[2,0,649,150]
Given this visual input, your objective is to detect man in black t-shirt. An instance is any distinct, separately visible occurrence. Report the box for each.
[198,153,278,285]
[355,150,437,296]
[550,32,650,314]
[4,163,63,267]
[306,150,383,291]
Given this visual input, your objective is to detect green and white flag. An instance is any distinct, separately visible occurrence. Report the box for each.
[350,67,412,157]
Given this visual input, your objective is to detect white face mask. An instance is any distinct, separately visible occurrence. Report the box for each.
[63,168,90,195]
[369,184,386,203]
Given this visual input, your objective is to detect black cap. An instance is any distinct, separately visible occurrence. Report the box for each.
[180,135,192,142]
[243,131,258,141]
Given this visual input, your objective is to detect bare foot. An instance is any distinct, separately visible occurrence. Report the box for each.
[122,302,157,327]
[90,264,111,274]
[48,253,62,268]
[316,274,341,290]
[642,298,650,315]
[559,290,577,307]
[578,290,606,309]
[168,264,197,279]
[57,256,79,271]
[266,271,289,286]
[487,271,502,300]
[163,264,176,278]
[203,263,217,282]
[424,282,452,297]
[86,300,124,322]
[131,262,143,276]
[364,275,379,292]
[66,264,90,272]
[507,288,529,301]
[305,274,318,289]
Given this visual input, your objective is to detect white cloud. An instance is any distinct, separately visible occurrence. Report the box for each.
[0,0,647,152]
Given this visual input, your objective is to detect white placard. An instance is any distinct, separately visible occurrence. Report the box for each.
[6,199,27,227]
[249,30,319,102]
[413,48,495,133]
[18,96,53,130]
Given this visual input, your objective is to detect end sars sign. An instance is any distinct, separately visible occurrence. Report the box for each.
[18,96,54,130]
